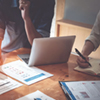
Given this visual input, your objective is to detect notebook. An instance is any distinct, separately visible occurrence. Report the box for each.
[18,36,76,66]
[74,58,100,76]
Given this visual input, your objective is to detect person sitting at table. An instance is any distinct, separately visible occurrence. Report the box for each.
[0,0,55,53]
[77,10,100,68]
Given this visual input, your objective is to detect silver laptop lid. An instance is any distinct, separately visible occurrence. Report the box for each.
[28,36,76,66]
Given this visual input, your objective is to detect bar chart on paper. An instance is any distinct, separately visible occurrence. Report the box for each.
[1,60,53,85]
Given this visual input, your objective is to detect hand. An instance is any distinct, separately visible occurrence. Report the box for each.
[76,55,90,68]
[19,0,30,20]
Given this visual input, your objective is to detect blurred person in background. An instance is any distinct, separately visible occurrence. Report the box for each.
[0,0,55,54]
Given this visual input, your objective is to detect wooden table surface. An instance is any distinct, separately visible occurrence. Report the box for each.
[0,48,100,100]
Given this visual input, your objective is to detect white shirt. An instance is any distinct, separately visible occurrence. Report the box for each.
[86,11,100,50]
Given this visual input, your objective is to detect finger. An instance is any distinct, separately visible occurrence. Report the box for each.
[77,59,89,68]
[85,57,89,62]
[19,0,25,4]
[19,0,30,10]
[19,0,26,10]
[19,4,24,10]
[19,3,28,10]
[19,0,30,4]
[77,56,86,63]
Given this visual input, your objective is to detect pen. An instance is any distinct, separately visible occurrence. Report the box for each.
[75,48,92,67]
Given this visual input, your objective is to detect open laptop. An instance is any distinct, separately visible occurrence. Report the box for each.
[18,36,76,66]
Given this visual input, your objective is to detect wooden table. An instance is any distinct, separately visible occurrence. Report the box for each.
[0,48,100,100]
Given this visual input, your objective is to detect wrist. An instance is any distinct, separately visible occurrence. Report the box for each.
[81,51,88,57]
[23,17,31,22]
[22,11,30,20]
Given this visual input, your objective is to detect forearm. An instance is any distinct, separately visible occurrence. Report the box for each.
[0,28,5,56]
[81,40,95,56]
[24,17,42,45]
[0,28,5,39]
[19,0,42,45]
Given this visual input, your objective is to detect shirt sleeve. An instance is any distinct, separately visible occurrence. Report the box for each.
[86,11,100,50]
[36,0,55,37]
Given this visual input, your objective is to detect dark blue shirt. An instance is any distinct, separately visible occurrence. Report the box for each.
[0,0,55,52]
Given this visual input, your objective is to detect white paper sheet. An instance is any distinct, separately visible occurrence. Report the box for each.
[16,90,55,100]
[0,73,22,95]
[62,81,100,100]
[1,60,53,85]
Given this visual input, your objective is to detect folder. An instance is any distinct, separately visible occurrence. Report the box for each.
[59,81,100,100]
[59,81,75,100]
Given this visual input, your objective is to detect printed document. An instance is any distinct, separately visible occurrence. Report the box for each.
[0,73,22,95]
[1,60,53,85]
[60,81,100,100]
[16,90,55,100]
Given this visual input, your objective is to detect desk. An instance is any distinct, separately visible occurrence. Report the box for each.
[0,48,100,100]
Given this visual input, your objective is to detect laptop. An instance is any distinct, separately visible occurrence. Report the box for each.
[18,36,76,66]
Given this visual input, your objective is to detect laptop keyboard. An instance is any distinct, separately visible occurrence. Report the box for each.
[18,54,30,64]
[22,58,29,64]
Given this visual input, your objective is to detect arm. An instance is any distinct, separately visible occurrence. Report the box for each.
[0,28,5,39]
[0,28,5,64]
[0,4,6,40]
[81,40,95,56]
[19,0,55,45]
[0,6,6,55]
[77,11,100,68]
[24,17,42,45]
[0,26,5,55]
[19,0,42,45]
[0,28,5,57]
